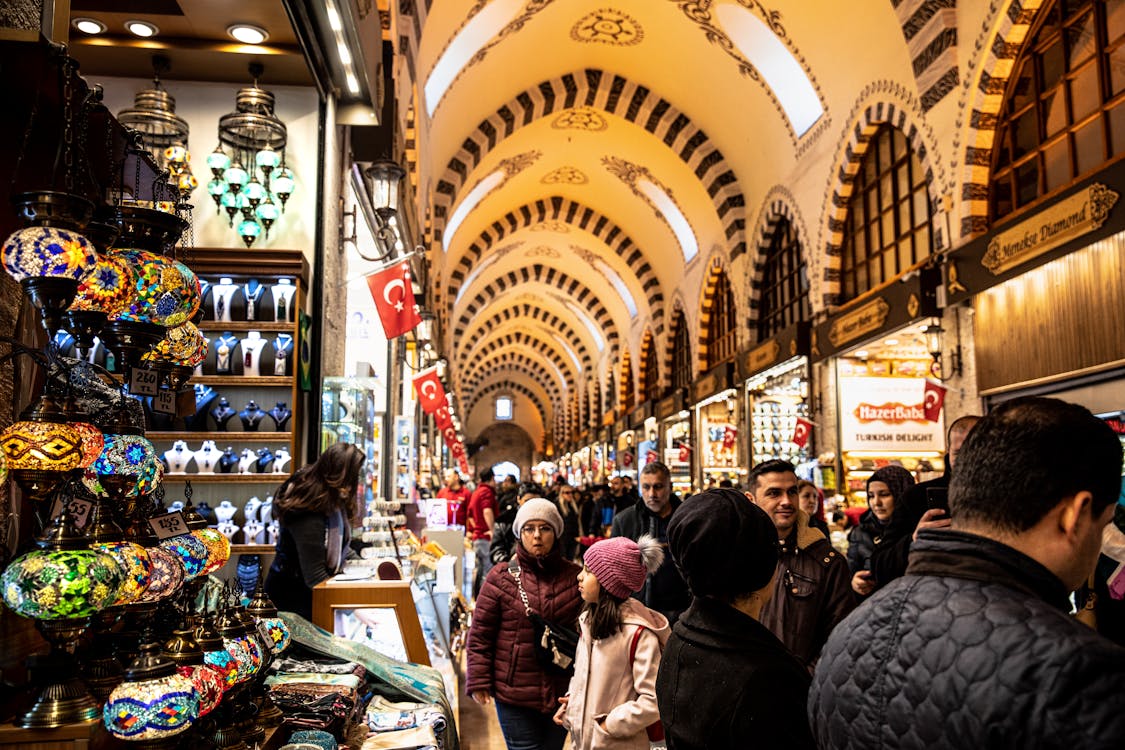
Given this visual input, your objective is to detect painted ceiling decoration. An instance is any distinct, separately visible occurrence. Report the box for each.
[552,107,609,131]
[525,245,561,257]
[458,304,596,372]
[570,8,645,45]
[602,155,699,263]
[541,166,589,184]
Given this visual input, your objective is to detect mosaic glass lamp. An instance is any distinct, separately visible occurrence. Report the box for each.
[61,396,104,470]
[216,607,261,684]
[245,582,290,656]
[64,253,137,355]
[192,527,231,577]
[91,541,152,607]
[141,320,207,390]
[199,612,240,688]
[162,624,226,717]
[159,533,210,579]
[0,393,84,504]
[93,434,159,501]
[103,639,199,742]
[136,546,185,604]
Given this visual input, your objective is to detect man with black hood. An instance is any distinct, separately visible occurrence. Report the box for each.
[657,488,815,749]
[611,461,692,624]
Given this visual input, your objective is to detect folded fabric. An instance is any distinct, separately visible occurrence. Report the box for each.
[272,656,367,677]
[267,673,363,691]
[359,725,438,750]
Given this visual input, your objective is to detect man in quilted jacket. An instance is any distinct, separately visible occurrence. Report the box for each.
[809,397,1125,749]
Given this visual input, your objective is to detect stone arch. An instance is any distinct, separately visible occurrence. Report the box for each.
[664,300,693,391]
[639,326,660,402]
[447,196,665,335]
[455,303,595,372]
[697,255,737,370]
[432,69,747,259]
[463,332,578,386]
[618,349,635,413]
[890,1,960,111]
[473,423,538,480]
[467,381,552,427]
[453,264,621,356]
[463,352,565,404]
[747,186,813,321]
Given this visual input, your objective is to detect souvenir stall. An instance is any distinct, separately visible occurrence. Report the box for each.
[655,389,692,498]
[690,363,740,490]
[637,416,660,469]
[614,415,636,482]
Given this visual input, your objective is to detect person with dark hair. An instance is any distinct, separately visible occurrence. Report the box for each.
[555,483,582,561]
[657,488,815,749]
[869,414,980,590]
[611,461,692,625]
[265,442,365,619]
[846,465,914,599]
[747,459,854,669]
[490,481,544,565]
[810,397,1125,749]
[468,498,583,750]
[554,535,669,749]
[797,480,831,538]
[468,467,499,597]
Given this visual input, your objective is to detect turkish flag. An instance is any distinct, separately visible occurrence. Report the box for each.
[441,425,459,448]
[678,441,692,463]
[433,405,453,430]
[366,262,421,339]
[722,425,738,450]
[458,456,470,474]
[792,418,812,448]
[923,379,947,422]
[413,367,446,414]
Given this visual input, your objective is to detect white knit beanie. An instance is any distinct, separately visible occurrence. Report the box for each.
[513,498,564,538]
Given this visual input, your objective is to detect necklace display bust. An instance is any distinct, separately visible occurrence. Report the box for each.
[214,332,239,375]
[218,446,239,474]
[266,519,280,546]
[271,333,294,376]
[211,277,239,323]
[243,519,265,545]
[243,496,262,523]
[163,440,193,474]
[216,520,240,541]
[272,447,291,474]
[240,331,267,377]
[238,400,268,432]
[237,448,256,474]
[193,440,221,474]
[268,402,292,431]
[210,397,236,431]
[260,495,273,526]
[242,279,265,322]
[272,278,297,322]
[255,447,275,473]
[214,500,239,524]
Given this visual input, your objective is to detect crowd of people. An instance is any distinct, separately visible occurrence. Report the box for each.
[457,397,1125,749]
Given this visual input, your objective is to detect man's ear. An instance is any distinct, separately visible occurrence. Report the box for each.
[1057,490,1095,540]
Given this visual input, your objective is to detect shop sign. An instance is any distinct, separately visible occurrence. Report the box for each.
[614,416,628,435]
[746,339,781,374]
[598,427,609,443]
[828,298,891,349]
[630,402,652,427]
[839,376,945,452]
[656,390,685,420]
[982,184,1119,275]
[691,362,734,404]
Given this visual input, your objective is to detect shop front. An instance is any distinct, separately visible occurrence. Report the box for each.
[655,389,693,497]
[944,161,1125,433]
[739,322,813,475]
[690,362,741,490]
[814,267,946,508]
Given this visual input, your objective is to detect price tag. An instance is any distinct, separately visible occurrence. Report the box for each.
[148,511,190,540]
[130,367,161,396]
[154,390,178,415]
[49,496,94,529]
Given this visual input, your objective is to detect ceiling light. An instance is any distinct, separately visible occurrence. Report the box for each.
[72,18,106,35]
[345,72,360,95]
[126,20,159,38]
[228,24,269,45]
[883,338,899,346]
[337,43,352,65]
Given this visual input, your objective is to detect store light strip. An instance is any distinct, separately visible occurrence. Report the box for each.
[696,388,739,409]
[845,451,943,459]
[325,0,360,98]
[745,356,807,388]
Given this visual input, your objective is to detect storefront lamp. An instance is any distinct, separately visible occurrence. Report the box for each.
[924,318,961,380]
[365,159,406,220]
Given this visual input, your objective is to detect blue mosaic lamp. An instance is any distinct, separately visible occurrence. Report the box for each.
[93,433,159,501]
[103,638,199,742]
[159,533,210,580]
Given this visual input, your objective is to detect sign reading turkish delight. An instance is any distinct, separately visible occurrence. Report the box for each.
[839,377,944,452]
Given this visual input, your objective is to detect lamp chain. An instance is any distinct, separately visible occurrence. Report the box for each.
[61,57,74,193]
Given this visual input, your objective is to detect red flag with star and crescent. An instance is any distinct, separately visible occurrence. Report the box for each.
[433,404,453,431]
[366,262,421,340]
[412,367,446,414]
[792,418,812,448]
[923,379,947,422]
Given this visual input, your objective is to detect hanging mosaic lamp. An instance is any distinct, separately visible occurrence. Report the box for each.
[136,546,185,604]
[162,624,226,717]
[159,533,209,579]
[255,195,280,236]
[216,606,261,683]
[61,396,104,470]
[206,147,231,178]
[0,393,84,504]
[93,433,159,501]
[272,167,295,212]
[198,611,240,688]
[237,219,262,248]
[65,253,136,352]
[191,527,231,577]
[91,541,152,607]
[142,321,207,390]
[103,639,199,742]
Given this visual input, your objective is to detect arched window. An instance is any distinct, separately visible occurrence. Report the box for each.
[495,395,512,420]
[641,330,661,403]
[841,124,933,302]
[593,378,603,424]
[990,0,1125,220]
[704,270,738,368]
[757,217,810,340]
[670,310,692,390]
[620,352,635,412]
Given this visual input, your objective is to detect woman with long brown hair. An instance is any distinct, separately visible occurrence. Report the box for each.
[265,441,365,619]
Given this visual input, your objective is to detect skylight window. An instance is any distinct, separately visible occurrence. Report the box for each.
[443,169,505,251]
[715,3,823,135]
[594,259,638,316]
[425,0,524,117]
[637,180,698,263]
[495,396,513,420]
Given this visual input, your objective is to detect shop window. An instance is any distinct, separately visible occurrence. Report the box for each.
[671,310,692,389]
[620,353,636,412]
[495,396,513,420]
[841,124,932,302]
[704,270,738,368]
[990,0,1125,220]
[641,330,661,403]
[757,217,811,340]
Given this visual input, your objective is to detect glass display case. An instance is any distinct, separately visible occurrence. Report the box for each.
[322,376,386,506]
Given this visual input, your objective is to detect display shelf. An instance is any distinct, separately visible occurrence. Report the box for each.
[198,322,292,332]
[232,543,276,554]
[149,431,292,441]
[161,473,291,483]
[192,375,292,386]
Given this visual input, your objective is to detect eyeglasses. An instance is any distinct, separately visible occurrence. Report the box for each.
[521,524,554,536]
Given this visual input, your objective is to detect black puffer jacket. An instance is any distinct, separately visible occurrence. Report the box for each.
[611,495,691,624]
[809,530,1125,750]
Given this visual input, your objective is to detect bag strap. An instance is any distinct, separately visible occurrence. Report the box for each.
[627,626,667,742]
[508,558,534,616]
[628,626,645,665]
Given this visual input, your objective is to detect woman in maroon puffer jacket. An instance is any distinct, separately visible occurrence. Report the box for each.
[467,498,582,750]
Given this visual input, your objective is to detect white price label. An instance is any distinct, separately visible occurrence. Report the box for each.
[149,511,190,540]
[130,367,161,396]
[49,496,94,529]
[154,390,178,414]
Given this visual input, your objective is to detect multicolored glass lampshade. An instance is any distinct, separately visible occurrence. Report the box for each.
[92,434,159,499]
[108,250,201,328]
[142,321,207,368]
[0,420,83,472]
[0,451,7,487]
[103,642,199,741]
[223,632,262,683]
[237,219,262,248]
[159,534,209,579]
[69,421,104,469]
[259,615,290,654]
[69,254,137,317]
[191,528,231,576]
[91,541,152,606]
[203,642,239,689]
[1,548,122,619]
[1,226,97,282]
[245,584,290,654]
[206,148,231,177]
[177,664,224,717]
[137,546,185,603]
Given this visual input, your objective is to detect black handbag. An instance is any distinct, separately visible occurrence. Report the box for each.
[508,559,579,673]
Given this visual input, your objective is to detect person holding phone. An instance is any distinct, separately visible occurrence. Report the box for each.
[847,466,915,598]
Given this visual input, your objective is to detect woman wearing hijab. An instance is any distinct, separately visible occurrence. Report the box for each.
[847,465,915,598]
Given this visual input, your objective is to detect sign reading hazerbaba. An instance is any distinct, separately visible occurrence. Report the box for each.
[839,377,944,452]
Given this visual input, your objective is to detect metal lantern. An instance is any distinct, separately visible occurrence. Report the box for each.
[103,639,199,741]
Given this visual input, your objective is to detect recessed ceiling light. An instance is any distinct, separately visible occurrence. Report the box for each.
[884,338,899,346]
[345,72,360,95]
[125,20,159,38]
[228,24,269,45]
[72,18,107,35]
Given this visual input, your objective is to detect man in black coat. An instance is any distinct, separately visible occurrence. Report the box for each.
[869,415,979,590]
[809,397,1125,750]
[611,461,691,624]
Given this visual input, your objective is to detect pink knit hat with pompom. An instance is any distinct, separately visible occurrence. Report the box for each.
[583,535,664,599]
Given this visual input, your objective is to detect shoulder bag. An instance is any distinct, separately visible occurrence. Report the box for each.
[507,558,579,673]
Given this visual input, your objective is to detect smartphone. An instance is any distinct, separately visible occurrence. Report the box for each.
[925,487,949,514]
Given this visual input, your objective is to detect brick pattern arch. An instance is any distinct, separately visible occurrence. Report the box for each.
[697,258,738,371]
[463,354,565,411]
[462,333,578,386]
[958,0,1047,238]
[639,328,661,403]
[464,365,563,438]
[893,1,960,111]
[432,69,747,259]
[466,381,552,428]
[821,103,939,308]
[665,303,694,392]
[453,264,621,357]
[446,196,665,335]
[618,349,635,413]
[748,187,811,318]
[456,303,595,372]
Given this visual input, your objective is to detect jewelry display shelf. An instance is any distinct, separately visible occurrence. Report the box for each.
[149,431,292,440]
[198,321,292,332]
[232,544,277,554]
[161,473,291,483]
[192,375,292,386]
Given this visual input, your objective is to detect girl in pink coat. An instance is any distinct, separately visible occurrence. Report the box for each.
[554,535,670,750]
